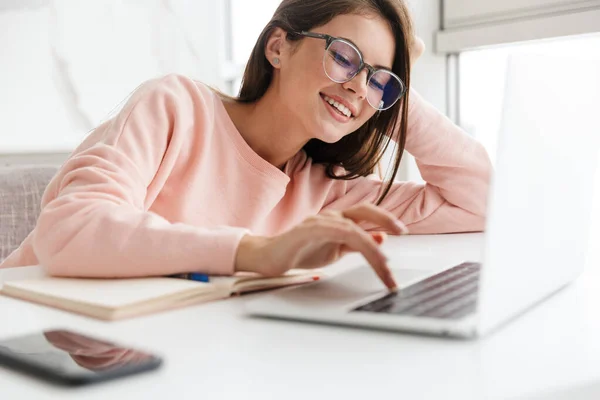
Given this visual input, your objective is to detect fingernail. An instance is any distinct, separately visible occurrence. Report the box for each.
[386,272,397,290]
[395,220,409,235]
[388,281,398,292]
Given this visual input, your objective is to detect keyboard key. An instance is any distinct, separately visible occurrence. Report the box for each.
[353,262,481,320]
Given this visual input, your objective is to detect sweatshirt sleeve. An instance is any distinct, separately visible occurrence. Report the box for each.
[320,88,493,234]
[33,74,249,278]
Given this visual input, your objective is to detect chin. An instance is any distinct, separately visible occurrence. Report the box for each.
[313,116,351,142]
[317,126,348,144]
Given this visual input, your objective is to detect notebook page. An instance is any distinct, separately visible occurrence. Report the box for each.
[2,277,211,308]
[209,269,322,294]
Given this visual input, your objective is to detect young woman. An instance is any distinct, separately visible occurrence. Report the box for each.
[1,0,492,290]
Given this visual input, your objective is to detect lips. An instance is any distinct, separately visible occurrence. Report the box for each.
[320,93,358,117]
[324,97,347,116]
[320,94,352,123]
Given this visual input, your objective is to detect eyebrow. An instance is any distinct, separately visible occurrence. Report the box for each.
[339,35,393,70]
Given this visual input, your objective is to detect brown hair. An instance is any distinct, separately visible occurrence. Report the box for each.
[238,0,414,205]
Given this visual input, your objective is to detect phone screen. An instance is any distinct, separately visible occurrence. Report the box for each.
[0,329,162,385]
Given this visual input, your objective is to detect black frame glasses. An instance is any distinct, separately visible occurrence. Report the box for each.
[294,31,406,110]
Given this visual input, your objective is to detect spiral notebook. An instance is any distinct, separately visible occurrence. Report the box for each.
[0,270,321,321]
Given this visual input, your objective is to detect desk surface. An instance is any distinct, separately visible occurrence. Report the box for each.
[1,232,599,400]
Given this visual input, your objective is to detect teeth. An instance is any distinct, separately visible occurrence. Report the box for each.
[323,95,352,118]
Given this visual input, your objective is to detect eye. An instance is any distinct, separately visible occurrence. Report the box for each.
[368,79,385,91]
[330,50,353,67]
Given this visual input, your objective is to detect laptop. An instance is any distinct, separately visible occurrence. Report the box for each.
[245,53,600,338]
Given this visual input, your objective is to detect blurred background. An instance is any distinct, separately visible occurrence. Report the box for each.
[0,0,599,181]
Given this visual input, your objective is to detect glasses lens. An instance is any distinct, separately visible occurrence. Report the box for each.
[323,40,361,83]
[367,70,404,110]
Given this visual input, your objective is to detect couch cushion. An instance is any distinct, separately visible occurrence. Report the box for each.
[0,165,58,262]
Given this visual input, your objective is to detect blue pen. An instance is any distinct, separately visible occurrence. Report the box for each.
[169,273,210,282]
[189,273,210,282]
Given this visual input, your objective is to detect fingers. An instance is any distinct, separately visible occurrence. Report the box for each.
[340,225,396,290]
[371,231,387,244]
[314,204,408,289]
[337,232,384,256]
[315,218,396,289]
[339,232,386,255]
[340,203,409,235]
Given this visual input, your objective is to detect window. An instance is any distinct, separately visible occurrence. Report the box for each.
[459,33,600,275]
[459,34,600,165]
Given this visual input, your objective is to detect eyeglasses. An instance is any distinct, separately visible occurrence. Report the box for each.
[294,31,406,111]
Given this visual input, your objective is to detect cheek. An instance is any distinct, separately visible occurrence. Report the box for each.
[296,50,329,90]
[282,56,326,105]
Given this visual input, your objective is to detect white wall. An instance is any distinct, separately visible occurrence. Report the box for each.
[0,0,225,158]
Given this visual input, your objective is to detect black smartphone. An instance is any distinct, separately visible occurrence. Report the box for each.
[0,329,163,386]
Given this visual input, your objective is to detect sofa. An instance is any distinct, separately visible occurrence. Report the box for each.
[0,165,59,263]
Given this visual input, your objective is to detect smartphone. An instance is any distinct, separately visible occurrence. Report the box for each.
[0,329,163,386]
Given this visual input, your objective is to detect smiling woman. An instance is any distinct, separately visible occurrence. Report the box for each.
[1,0,491,292]
[234,2,414,195]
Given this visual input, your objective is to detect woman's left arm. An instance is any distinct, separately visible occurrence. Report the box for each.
[321,88,493,234]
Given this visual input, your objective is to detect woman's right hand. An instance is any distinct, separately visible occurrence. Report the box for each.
[234,203,409,290]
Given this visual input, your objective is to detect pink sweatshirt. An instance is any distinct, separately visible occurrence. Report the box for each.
[0,74,492,277]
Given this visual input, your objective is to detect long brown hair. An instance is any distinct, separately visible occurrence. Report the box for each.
[238,0,414,205]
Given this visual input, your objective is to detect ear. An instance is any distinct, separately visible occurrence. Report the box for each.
[264,27,288,69]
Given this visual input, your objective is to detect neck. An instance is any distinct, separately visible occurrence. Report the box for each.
[223,86,311,170]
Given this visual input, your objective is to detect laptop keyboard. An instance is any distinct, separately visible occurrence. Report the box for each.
[352,262,481,320]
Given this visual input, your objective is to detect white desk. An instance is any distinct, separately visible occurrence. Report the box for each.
[1,232,599,400]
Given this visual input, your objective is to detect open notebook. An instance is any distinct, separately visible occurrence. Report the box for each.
[0,270,321,321]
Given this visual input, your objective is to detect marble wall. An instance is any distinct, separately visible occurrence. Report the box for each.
[0,0,226,153]
[0,0,443,182]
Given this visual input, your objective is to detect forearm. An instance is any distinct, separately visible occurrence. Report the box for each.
[34,200,248,278]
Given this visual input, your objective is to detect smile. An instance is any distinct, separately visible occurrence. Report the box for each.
[320,94,354,123]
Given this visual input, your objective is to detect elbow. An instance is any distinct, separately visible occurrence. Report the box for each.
[479,148,494,217]
[470,214,487,233]
[469,164,493,220]
[448,199,489,233]
[32,225,69,277]
[446,213,487,234]
[461,198,488,232]
[40,258,69,277]
[472,193,490,221]
[34,246,68,277]
[32,207,86,277]
[476,174,493,220]
[467,140,494,219]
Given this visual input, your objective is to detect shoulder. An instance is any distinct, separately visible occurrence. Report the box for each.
[120,73,220,119]
[126,74,216,108]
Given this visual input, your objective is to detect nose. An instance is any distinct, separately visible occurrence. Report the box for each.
[341,68,369,100]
